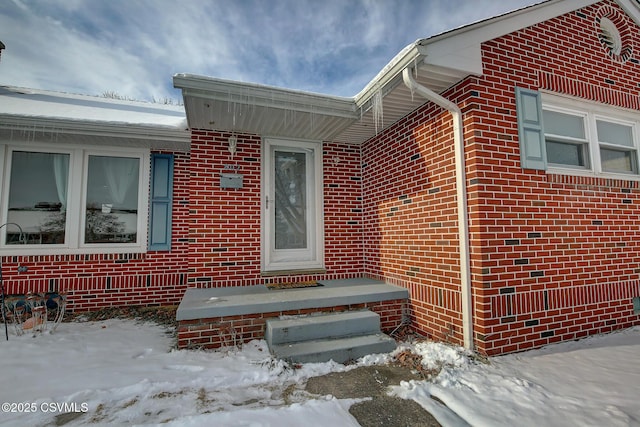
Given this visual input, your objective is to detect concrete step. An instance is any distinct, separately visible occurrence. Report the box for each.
[265,310,381,346]
[270,333,397,364]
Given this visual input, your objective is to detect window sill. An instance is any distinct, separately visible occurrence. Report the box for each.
[261,268,327,277]
[547,168,640,182]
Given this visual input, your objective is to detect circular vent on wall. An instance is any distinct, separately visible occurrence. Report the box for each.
[599,17,622,55]
[595,5,633,62]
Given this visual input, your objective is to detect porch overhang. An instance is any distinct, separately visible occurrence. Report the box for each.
[173,45,469,145]
[174,73,358,142]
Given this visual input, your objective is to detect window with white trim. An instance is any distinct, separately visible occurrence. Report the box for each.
[596,118,637,174]
[0,144,150,254]
[543,106,639,175]
[542,108,590,169]
[517,89,640,177]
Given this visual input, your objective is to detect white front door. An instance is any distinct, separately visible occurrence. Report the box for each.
[262,138,324,272]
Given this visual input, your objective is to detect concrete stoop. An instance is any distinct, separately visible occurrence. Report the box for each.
[265,310,396,364]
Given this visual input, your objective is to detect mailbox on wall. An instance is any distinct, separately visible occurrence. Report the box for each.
[220,173,243,189]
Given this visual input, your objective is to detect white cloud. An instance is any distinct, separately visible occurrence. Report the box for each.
[1,1,167,99]
[0,0,540,101]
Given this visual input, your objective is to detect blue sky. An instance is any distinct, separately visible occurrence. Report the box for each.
[0,0,539,102]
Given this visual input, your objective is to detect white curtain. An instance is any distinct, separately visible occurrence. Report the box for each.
[103,157,137,205]
[52,154,69,211]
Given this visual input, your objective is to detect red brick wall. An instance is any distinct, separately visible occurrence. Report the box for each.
[3,130,367,311]
[361,94,471,348]
[187,130,365,288]
[188,131,262,287]
[362,0,640,355]
[470,0,640,354]
[1,151,191,311]
[324,142,366,273]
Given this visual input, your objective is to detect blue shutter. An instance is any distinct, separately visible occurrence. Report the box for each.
[149,154,173,251]
[516,87,547,170]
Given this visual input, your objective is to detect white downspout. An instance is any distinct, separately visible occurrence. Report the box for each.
[402,67,474,351]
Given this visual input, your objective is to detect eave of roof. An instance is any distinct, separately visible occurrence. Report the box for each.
[0,86,190,149]
[173,74,360,142]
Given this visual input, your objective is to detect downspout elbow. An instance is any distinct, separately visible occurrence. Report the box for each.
[402,68,461,115]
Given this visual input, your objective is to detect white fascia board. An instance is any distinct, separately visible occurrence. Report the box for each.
[353,1,599,109]
[354,43,426,107]
[615,0,640,25]
[173,74,358,119]
[421,41,483,76]
[421,0,599,73]
[0,115,190,143]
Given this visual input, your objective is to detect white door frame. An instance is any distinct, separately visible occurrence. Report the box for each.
[261,137,324,272]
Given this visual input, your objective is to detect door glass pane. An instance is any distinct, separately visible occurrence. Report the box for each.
[7,151,68,244]
[543,110,585,139]
[274,150,307,250]
[596,120,633,147]
[85,155,139,243]
[600,148,635,173]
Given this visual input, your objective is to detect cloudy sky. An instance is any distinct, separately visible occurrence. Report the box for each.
[0,0,539,102]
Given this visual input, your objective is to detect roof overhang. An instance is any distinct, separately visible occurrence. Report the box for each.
[173,74,359,142]
[174,51,468,144]
[174,0,637,145]
[0,116,191,150]
[0,86,190,150]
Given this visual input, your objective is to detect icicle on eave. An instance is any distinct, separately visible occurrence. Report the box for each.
[232,101,237,129]
[372,88,383,136]
[310,104,315,134]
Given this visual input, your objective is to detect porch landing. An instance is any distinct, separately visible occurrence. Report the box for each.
[177,277,408,321]
[176,278,409,350]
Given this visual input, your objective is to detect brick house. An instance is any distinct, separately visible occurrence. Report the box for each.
[3,0,640,356]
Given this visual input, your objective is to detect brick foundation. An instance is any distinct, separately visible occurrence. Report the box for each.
[177,299,407,350]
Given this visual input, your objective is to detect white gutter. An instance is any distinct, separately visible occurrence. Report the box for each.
[354,43,426,107]
[0,116,190,143]
[402,67,474,351]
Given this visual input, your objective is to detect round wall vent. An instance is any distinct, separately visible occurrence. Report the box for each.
[594,5,633,62]
[599,16,622,55]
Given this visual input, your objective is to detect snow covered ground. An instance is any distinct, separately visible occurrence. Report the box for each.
[0,318,638,427]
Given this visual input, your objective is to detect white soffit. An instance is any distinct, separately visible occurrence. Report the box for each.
[174,74,358,142]
[174,56,467,144]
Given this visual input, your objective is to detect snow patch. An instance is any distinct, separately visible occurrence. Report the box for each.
[1,319,639,427]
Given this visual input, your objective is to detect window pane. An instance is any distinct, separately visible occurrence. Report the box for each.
[85,155,139,244]
[600,148,636,173]
[543,110,586,139]
[546,140,587,167]
[7,151,68,245]
[596,120,633,147]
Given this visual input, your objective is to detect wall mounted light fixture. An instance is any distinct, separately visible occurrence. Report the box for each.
[228,135,237,158]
